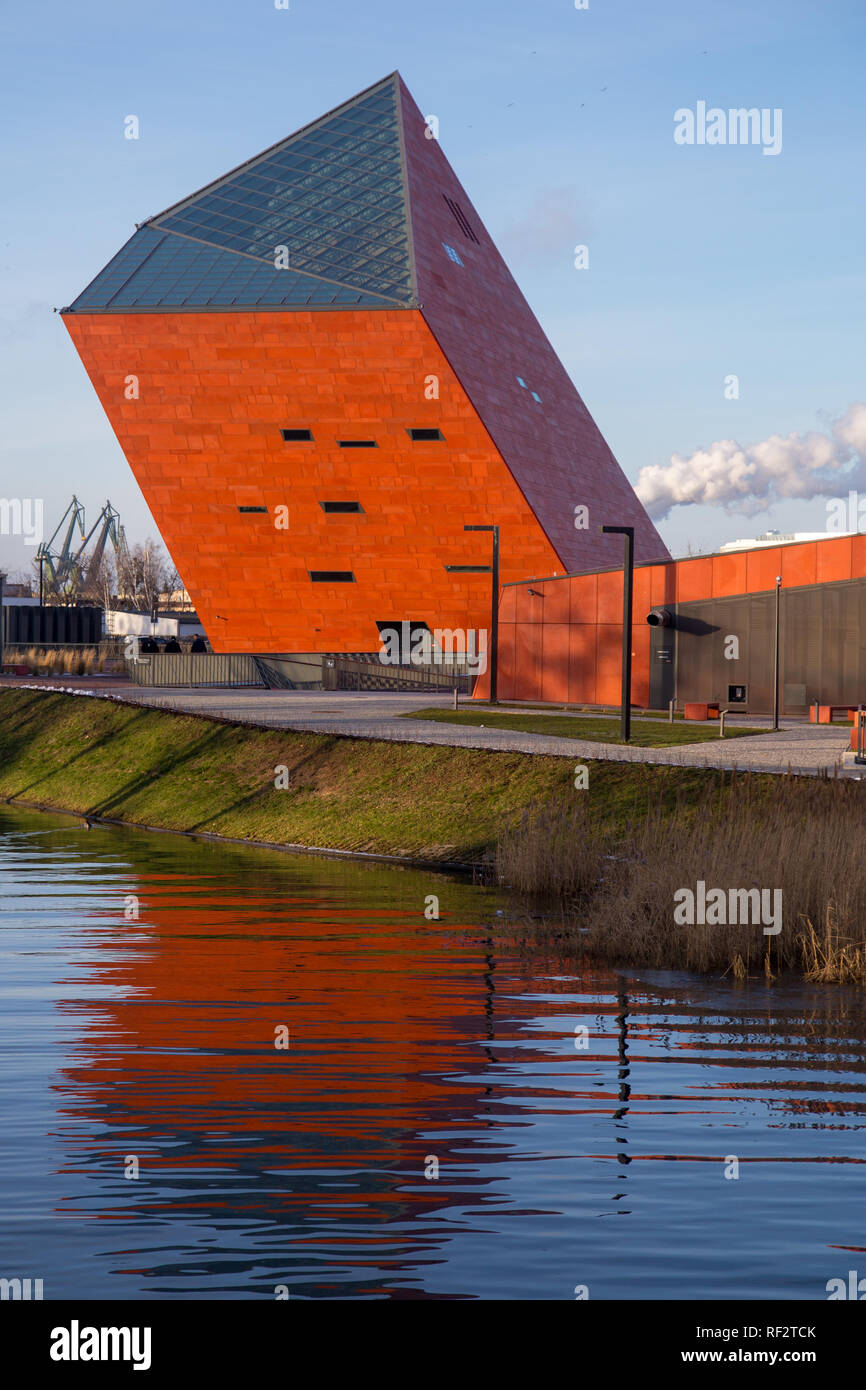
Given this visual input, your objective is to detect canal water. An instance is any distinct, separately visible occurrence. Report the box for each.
[0,803,863,1300]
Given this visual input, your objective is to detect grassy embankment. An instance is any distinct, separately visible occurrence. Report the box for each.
[0,687,718,862]
[0,687,861,982]
[402,707,769,746]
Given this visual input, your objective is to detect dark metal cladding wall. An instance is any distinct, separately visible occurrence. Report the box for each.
[673,577,866,714]
[2,606,103,646]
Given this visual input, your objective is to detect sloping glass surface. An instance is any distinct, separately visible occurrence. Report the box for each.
[67,75,414,311]
[68,226,401,310]
[153,79,411,303]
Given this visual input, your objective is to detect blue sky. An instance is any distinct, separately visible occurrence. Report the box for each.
[2,0,864,574]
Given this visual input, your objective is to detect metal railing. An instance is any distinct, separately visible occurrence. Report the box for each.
[323,656,475,693]
[126,653,263,687]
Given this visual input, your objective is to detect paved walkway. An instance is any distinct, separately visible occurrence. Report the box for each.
[8,680,856,777]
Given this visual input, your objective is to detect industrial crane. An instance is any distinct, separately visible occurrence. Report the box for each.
[35,496,86,592]
[35,498,130,600]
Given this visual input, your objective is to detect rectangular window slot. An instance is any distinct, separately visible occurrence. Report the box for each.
[443,194,479,244]
[238,506,268,513]
[337,439,377,448]
[281,428,313,441]
[408,428,445,442]
[309,570,355,582]
[320,501,364,513]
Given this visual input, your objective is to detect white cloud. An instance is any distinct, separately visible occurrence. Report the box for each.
[636,404,866,520]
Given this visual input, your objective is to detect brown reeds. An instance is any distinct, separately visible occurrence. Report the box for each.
[496,775,866,982]
[10,646,102,676]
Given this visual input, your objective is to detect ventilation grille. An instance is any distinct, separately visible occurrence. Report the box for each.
[443,195,479,244]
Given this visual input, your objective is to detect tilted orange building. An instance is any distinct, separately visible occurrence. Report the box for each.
[62,72,669,661]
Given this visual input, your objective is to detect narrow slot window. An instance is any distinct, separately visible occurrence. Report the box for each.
[407,428,445,442]
[238,506,268,513]
[281,428,313,441]
[320,501,364,513]
[309,570,355,582]
[337,439,377,448]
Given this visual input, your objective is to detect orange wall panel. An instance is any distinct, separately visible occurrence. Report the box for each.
[516,623,543,702]
[852,535,866,579]
[815,537,852,584]
[596,625,623,705]
[596,570,622,624]
[568,624,597,704]
[711,552,747,597]
[538,578,570,625]
[569,573,598,626]
[541,625,570,703]
[650,561,677,607]
[780,543,816,588]
[745,546,783,593]
[676,557,713,602]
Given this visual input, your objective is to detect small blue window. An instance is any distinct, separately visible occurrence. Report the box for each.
[531,391,542,403]
[516,376,527,388]
[442,242,464,266]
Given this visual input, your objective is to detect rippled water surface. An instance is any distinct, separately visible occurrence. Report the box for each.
[1,805,864,1300]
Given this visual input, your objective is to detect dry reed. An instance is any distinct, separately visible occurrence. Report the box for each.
[496,775,866,982]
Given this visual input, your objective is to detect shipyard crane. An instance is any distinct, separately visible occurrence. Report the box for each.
[78,501,129,593]
[35,497,131,600]
[35,496,86,591]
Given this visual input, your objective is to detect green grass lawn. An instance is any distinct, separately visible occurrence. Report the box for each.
[400,707,769,747]
[0,687,772,862]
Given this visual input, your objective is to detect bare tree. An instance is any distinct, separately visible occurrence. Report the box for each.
[85,551,117,611]
[118,539,171,613]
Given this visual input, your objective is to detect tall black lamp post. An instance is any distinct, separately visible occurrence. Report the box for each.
[601,525,634,742]
[445,523,500,702]
[773,575,782,731]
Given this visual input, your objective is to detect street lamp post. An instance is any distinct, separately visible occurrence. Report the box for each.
[444,524,500,703]
[601,525,634,742]
[773,575,782,731]
[464,524,499,703]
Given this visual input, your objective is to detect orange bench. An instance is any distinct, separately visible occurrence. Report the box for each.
[811,704,860,724]
[684,702,720,721]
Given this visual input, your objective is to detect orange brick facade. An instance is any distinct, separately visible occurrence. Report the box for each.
[65,309,564,654]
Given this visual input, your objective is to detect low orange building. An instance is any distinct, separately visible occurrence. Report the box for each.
[476,533,866,716]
